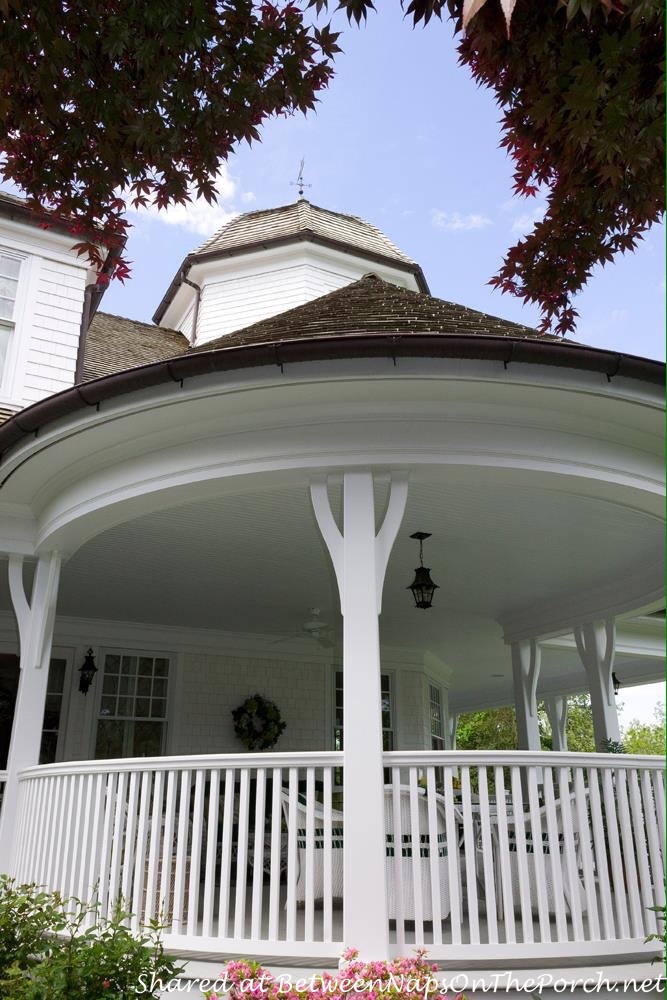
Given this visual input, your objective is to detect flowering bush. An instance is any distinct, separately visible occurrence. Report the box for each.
[0,877,181,999]
[203,950,463,1000]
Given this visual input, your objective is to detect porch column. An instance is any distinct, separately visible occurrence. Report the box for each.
[311,471,407,958]
[544,694,568,751]
[445,712,458,750]
[511,638,542,750]
[574,619,621,747]
[0,552,61,867]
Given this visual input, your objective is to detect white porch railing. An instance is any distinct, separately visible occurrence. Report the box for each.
[9,751,666,965]
[384,751,666,963]
[12,752,344,959]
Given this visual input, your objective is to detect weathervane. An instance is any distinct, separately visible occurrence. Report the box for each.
[291,158,312,200]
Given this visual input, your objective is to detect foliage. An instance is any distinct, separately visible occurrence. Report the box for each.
[315,0,665,336]
[0,877,181,999]
[623,703,666,756]
[456,705,518,750]
[232,693,287,750]
[1,0,663,334]
[598,737,626,753]
[202,950,464,999]
[645,902,666,963]
[0,1,341,281]
[456,693,596,752]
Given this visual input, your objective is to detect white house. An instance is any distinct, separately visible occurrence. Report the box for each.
[0,191,664,988]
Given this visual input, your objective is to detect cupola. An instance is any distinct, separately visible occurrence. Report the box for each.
[153,199,428,347]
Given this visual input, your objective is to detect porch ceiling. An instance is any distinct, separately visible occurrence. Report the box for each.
[1,471,660,709]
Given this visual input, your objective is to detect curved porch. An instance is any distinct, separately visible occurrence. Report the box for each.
[12,750,665,970]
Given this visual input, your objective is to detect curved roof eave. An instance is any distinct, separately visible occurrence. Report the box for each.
[0,333,662,462]
[152,233,430,325]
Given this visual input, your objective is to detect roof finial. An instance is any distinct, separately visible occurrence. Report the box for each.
[290,158,312,201]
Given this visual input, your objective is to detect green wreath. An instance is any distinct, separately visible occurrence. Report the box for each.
[231,693,286,751]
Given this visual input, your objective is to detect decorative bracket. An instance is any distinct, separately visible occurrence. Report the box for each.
[7,552,61,669]
[310,472,408,615]
[574,618,616,708]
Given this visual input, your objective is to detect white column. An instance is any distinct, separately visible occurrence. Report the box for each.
[511,638,542,750]
[0,552,61,867]
[544,694,568,751]
[311,471,407,958]
[445,712,458,751]
[574,619,621,747]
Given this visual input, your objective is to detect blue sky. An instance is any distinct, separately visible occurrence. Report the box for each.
[101,4,665,363]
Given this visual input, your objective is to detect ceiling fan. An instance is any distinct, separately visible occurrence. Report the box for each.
[271,608,336,648]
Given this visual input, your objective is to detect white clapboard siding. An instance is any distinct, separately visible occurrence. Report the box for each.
[195,257,379,346]
[22,257,86,405]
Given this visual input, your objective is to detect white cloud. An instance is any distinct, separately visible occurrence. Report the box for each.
[431,209,492,233]
[241,191,257,205]
[128,165,247,236]
[510,200,547,234]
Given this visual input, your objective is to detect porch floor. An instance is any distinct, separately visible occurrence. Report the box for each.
[160,878,640,967]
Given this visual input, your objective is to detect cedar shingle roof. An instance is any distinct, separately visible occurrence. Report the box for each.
[153,200,428,323]
[190,273,553,353]
[82,312,188,381]
[195,200,417,266]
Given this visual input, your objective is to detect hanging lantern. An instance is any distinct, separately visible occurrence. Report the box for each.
[78,648,98,694]
[612,672,621,697]
[407,531,439,609]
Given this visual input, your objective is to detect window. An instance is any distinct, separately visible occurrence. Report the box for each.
[0,251,20,380]
[429,683,445,750]
[333,669,395,753]
[40,658,68,764]
[95,653,170,759]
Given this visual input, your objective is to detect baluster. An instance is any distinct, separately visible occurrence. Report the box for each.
[131,771,152,933]
[268,767,282,942]
[187,769,205,937]
[250,767,267,941]
[217,768,235,938]
[202,768,220,938]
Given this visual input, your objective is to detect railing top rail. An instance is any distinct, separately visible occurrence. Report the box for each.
[18,750,344,781]
[384,750,666,770]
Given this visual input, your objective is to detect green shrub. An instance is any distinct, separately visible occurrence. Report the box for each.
[0,876,181,998]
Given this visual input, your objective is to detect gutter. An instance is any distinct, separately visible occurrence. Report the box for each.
[0,332,663,460]
[181,274,202,345]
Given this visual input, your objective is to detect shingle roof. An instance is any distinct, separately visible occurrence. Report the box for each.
[82,312,188,381]
[153,200,429,323]
[195,200,417,267]
[190,273,555,353]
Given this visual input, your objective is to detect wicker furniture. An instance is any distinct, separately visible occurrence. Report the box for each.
[384,786,451,921]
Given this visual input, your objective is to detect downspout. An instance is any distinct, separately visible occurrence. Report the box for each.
[74,284,94,383]
[181,275,202,346]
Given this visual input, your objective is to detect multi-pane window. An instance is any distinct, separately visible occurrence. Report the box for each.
[0,252,20,380]
[40,658,68,764]
[429,683,445,750]
[95,653,169,759]
[334,670,394,753]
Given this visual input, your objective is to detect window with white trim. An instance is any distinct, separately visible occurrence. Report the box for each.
[95,652,170,758]
[0,251,20,381]
[333,669,394,752]
[429,683,445,750]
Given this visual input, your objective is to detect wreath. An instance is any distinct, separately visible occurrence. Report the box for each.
[231,693,286,751]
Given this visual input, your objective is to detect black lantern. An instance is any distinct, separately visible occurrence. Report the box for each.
[407,531,439,609]
[612,672,621,697]
[78,648,98,695]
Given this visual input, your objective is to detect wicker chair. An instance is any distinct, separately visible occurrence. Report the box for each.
[384,786,451,921]
[281,792,344,903]
[478,795,587,919]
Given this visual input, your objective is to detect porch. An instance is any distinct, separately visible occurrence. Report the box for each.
[12,749,665,969]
